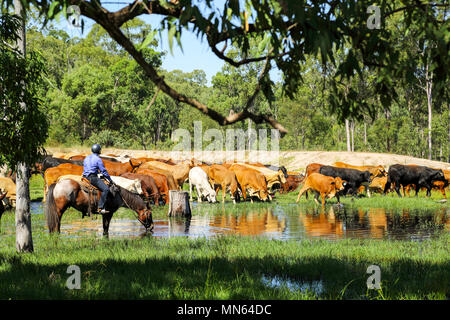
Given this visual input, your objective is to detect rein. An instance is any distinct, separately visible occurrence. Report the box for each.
[111,182,149,225]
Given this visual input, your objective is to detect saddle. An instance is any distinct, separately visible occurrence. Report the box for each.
[57,175,97,192]
[57,175,106,217]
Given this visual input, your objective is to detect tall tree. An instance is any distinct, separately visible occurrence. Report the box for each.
[14,0,33,253]
[0,7,48,252]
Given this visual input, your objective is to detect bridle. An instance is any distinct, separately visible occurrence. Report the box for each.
[111,181,152,229]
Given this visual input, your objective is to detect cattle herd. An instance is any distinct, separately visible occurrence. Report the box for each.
[0,153,449,218]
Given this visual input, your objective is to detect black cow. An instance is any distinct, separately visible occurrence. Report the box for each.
[319,166,371,197]
[41,156,84,172]
[383,164,446,197]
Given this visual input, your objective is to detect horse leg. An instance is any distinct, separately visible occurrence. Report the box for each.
[102,211,113,236]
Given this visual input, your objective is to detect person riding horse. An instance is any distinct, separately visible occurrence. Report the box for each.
[82,144,113,214]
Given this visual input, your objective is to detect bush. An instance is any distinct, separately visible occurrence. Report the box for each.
[87,130,120,147]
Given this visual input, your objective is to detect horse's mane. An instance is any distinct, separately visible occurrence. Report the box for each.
[116,185,146,210]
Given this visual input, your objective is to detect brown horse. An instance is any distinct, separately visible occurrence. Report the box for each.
[45,179,153,236]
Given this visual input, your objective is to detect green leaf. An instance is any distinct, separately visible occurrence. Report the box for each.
[47,1,60,18]
[168,23,177,55]
[140,29,157,51]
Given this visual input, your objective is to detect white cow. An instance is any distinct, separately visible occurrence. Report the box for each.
[189,167,217,203]
[110,176,143,195]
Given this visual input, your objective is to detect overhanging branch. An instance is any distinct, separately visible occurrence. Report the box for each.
[65,0,288,135]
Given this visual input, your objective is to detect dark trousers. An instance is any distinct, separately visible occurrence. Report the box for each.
[87,175,109,209]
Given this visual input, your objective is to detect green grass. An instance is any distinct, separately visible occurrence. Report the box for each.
[0,175,448,300]
[0,230,448,299]
[30,174,44,201]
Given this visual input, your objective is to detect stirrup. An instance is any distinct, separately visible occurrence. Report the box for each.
[97,208,110,215]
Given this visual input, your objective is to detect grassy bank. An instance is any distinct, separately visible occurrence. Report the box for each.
[0,174,448,300]
[0,231,448,300]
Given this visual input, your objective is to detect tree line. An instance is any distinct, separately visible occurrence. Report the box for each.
[27,17,449,162]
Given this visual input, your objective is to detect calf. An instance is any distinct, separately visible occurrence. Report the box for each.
[281,175,305,193]
[188,167,217,203]
[368,176,388,194]
[229,164,269,202]
[383,164,447,197]
[296,173,346,206]
[133,169,170,205]
[208,164,240,203]
[319,166,371,196]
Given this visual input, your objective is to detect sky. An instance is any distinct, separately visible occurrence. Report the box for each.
[58,2,225,85]
[56,1,281,86]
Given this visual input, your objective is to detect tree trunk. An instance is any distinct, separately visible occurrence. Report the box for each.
[350,119,355,152]
[167,190,191,217]
[385,109,391,152]
[14,0,33,253]
[426,63,433,160]
[345,119,351,152]
[364,122,367,147]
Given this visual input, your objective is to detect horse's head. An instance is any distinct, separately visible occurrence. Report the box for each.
[137,208,154,232]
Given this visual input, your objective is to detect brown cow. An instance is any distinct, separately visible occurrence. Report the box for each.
[366,176,389,194]
[296,173,346,206]
[236,163,286,192]
[136,157,178,165]
[140,161,192,189]
[102,159,144,176]
[198,164,211,177]
[120,172,162,206]
[136,166,178,190]
[281,175,305,193]
[208,164,240,203]
[229,164,269,202]
[403,181,448,198]
[0,177,16,206]
[44,163,84,201]
[305,163,325,177]
[133,169,170,205]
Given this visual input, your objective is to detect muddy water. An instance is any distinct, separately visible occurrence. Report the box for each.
[7,201,446,241]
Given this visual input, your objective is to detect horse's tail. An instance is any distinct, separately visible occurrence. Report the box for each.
[45,183,59,232]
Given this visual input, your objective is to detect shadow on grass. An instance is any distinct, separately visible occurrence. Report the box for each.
[0,240,448,300]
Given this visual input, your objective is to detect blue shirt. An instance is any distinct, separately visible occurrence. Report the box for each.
[82,154,111,180]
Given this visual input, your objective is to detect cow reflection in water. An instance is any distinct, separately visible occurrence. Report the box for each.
[297,206,447,239]
[210,207,286,236]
